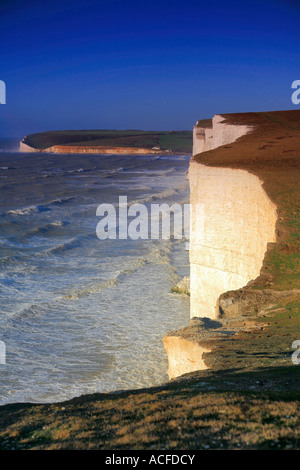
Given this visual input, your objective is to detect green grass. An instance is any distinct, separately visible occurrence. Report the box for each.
[24,130,193,153]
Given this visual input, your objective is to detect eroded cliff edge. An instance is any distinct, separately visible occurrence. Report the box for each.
[20,141,164,155]
[164,110,300,380]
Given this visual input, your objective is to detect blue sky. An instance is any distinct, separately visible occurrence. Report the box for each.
[0,0,299,137]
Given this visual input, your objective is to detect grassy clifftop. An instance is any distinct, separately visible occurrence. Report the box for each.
[23,129,196,154]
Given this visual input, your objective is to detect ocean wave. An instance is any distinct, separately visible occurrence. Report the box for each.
[23,221,66,238]
[61,256,148,301]
[0,254,18,267]
[130,187,179,205]
[9,303,47,322]
[145,240,177,269]
[43,237,81,255]
[47,196,78,206]
[125,185,152,191]
[67,168,84,174]
[0,237,26,248]
[5,205,44,216]
[62,277,120,300]
[3,196,78,217]
[106,167,128,173]
[59,242,182,303]
[129,180,189,205]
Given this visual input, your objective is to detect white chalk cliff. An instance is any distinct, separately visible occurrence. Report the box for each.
[19,140,168,155]
[163,334,210,380]
[192,114,252,155]
[164,114,277,379]
[19,140,37,152]
[189,115,277,319]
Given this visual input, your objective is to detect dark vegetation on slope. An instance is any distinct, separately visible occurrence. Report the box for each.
[0,367,299,450]
[23,128,198,154]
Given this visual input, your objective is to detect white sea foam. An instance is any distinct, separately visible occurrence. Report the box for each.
[4,196,78,217]
[6,205,41,216]
[0,148,191,404]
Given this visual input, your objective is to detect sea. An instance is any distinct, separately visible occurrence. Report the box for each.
[0,138,190,404]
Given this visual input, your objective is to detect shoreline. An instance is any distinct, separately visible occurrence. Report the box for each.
[19,141,191,156]
[19,128,195,156]
[20,141,182,155]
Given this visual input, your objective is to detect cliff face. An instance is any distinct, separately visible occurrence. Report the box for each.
[19,142,162,155]
[19,141,38,152]
[164,112,278,379]
[189,162,277,319]
[192,114,252,155]
[45,145,162,155]
[163,334,210,379]
[190,114,277,319]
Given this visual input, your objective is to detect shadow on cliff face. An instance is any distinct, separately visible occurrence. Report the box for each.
[193,317,223,329]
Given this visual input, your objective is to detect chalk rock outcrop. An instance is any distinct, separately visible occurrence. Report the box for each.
[163,332,210,379]
[193,114,253,156]
[19,140,38,152]
[171,276,190,296]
